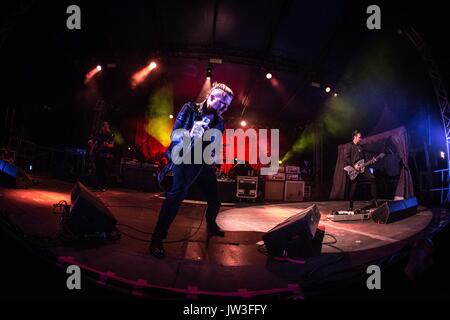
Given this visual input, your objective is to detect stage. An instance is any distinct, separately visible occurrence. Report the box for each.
[0,178,435,299]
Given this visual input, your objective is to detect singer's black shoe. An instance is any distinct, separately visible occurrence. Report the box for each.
[149,242,165,259]
[207,225,225,237]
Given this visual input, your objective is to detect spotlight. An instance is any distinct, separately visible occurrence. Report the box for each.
[206,65,212,80]
[325,87,331,93]
[169,114,174,119]
[278,160,283,164]
[149,61,157,70]
[334,93,338,97]
[266,73,272,80]
[128,147,132,151]
[240,120,247,127]
[29,164,33,171]
[131,60,158,88]
[85,65,103,84]
[440,151,446,159]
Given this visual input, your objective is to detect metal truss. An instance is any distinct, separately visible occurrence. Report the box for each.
[403,25,450,202]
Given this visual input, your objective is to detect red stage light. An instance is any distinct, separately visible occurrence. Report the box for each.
[131,61,158,88]
[84,65,102,84]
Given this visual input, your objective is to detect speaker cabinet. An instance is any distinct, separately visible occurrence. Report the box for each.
[262,204,322,258]
[284,181,304,201]
[67,181,117,236]
[264,180,285,201]
[371,197,418,224]
[122,163,158,192]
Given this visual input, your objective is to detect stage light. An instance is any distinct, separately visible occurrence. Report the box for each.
[169,114,174,119]
[206,65,212,80]
[240,120,247,127]
[325,87,331,93]
[131,60,158,88]
[29,165,33,171]
[278,160,283,164]
[334,93,338,97]
[128,146,132,151]
[440,151,445,159]
[266,73,272,80]
[85,65,103,84]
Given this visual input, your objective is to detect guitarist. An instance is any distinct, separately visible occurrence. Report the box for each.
[345,130,378,210]
[150,82,234,259]
[87,121,115,192]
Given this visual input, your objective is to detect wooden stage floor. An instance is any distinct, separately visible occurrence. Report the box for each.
[0,178,434,299]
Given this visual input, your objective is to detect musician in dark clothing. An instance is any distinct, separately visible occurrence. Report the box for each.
[345,130,378,210]
[150,82,234,259]
[88,121,115,191]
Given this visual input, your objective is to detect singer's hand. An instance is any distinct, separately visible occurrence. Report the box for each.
[190,121,208,139]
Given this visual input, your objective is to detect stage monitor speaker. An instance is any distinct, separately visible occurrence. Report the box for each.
[67,181,117,236]
[371,197,418,224]
[264,180,285,201]
[262,204,322,258]
[0,159,32,188]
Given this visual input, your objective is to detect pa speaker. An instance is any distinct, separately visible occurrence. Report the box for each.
[264,180,285,201]
[371,197,418,224]
[262,204,322,258]
[284,181,304,201]
[0,159,32,188]
[66,181,117,236]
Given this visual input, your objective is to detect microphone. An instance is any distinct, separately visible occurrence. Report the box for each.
[201,115,213,129]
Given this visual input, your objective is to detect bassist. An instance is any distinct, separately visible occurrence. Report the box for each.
[344,130,378,210]
[87,121,115,191]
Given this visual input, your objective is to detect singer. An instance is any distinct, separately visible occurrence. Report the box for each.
[150,82,234,258]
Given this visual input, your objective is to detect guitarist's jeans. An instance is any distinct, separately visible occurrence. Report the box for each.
[151,164,221,244]
[348,170,377,209]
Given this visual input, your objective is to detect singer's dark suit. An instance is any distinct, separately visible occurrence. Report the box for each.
[345,142,377,209]
[151,102,224,244]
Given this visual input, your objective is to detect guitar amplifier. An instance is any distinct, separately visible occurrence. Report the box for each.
[236,176,258,199]
[284,181,304,201]
[266,173,286,181]
[286,166,300,174]
[264,180,285,201]
[122,163,159,192]
[286,174,300,181]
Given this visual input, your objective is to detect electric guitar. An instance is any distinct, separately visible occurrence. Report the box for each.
[344,153,385,180]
